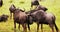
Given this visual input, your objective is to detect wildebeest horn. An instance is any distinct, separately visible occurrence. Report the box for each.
[23,8,25,12]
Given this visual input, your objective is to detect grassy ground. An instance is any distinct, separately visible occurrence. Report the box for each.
[0,0,60,32]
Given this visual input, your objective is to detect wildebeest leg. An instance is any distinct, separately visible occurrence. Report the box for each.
[14,21,16,32]
[10,12,12,19]
[18,24,20,30]
[28,24,30,31]
[54,23,59,32]
[30,4,33,10]
[37,23,39,32]
[41,24,43,32]
[49,24,54,32]
[22,23,27,32]
[31,4,33,8]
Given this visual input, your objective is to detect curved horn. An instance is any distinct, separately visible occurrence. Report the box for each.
[23,8,25,12]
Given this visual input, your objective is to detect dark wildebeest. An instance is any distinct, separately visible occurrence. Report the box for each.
[31,0,41,9]
[26,5,48,31]
[0,0,3,7]
[0,14,9,22]
[27,10,59,32]
[31,0,42,7]
[9,7,27,32]
[9,4,16,19]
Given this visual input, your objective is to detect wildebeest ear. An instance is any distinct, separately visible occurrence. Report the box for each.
[44,7,48,11]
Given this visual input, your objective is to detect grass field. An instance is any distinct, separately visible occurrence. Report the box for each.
[0,0,60,32]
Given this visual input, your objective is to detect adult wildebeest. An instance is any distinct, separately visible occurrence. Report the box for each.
[9,7,28,32]
[0,14,9,22]
[27,10,59,32]
[26,5,48,31]
[0,0,3,7]
[31,0,42,9]
[31,0,41,7]
[9,4,16,19]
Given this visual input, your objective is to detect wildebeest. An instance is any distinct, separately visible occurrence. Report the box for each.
[31,0,42,7]
[9,7,28,32]
[26,5,48,31]
[0,0,3,7]
[0,14,9,22]
[9,4,16,19]
[31,0,42,9]
[27,10,59,32]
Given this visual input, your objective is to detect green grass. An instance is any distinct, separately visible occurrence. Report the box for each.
[0,0,60,32]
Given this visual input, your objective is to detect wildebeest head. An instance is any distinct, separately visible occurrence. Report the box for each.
[35,5,48,11]
[0,14,9,22]
[9,4,16,13]
[0,0,3,7]
[13,8,25,13]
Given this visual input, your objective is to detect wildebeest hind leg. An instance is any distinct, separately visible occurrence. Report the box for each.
[18,24,20,30]
[14,22,16,32]
[22,23,27,32]
[54,23,59,32]
[41,24,43,32]
[49,24,54,32]
[37,23,39,32]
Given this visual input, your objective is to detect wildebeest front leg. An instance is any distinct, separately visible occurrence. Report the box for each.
[14,22,16,32]
[10,12,12,19]
[30,4,33,10]
[22,23,27,32]
[41,24,43,32]
[18,24,20,30]
[37,23,39,32]
[49,24,54,32]
[31,4,33,8]
[28,24,30,31]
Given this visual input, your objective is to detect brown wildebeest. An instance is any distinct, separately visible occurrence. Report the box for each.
[26,5,48,31]
[31,0,42,9]
[9,8,27,32]
[27,10,59,32]
[0,0,3,7]
[0,14,9,22]
[9,4,16,19]
[31,0,42,7]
